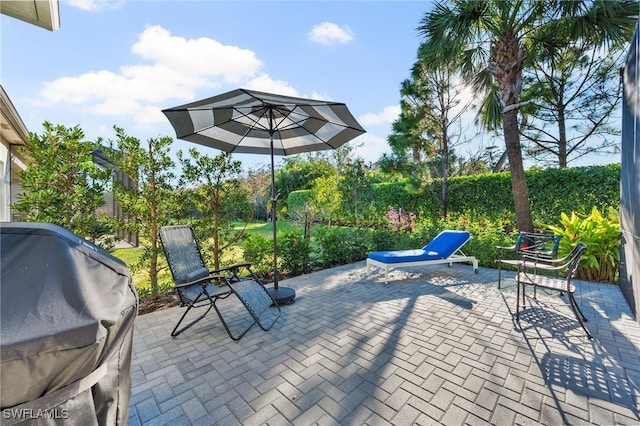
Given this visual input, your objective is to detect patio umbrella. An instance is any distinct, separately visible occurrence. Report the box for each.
[162,88,366,304]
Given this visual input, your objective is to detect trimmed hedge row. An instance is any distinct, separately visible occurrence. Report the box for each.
[287,164,620,228]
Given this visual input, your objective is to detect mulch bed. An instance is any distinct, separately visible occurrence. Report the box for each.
[138,293,180,315]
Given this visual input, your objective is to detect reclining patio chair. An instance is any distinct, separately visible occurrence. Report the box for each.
[159,225,280,340]
[367,230,478,283]
[497,232,562,288]
[515,242,591,338]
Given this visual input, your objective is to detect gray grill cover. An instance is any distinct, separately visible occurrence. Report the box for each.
[1,223,138,425]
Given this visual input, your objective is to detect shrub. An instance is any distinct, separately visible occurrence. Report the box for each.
[546,207,620,283]
[278,231,311,275]
[137,281,174,299]
[315,227,370,266]
[371,227,399,251]
[243,234,273,274]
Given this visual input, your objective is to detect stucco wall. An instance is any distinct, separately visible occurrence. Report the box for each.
[619,22,640,321]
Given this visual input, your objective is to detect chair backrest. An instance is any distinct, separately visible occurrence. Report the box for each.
[518,232,562,258]
[159,225,209,284]
[422,230,471,258]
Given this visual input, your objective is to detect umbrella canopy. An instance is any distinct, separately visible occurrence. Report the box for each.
[162,88,366,155]
[163,88,366,304]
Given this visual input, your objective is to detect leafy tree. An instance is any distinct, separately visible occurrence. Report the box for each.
[414,60,473,217]
[417,0,637,232]
[275,155,333,202]
[178,149,253,270]
[338,159,375,227]
[13,121,111,239]
[521,41,629,167]
[386,59,475,217]
[310,173,342,227]
[244,164,271,221]
[384,79,434,171]
[107,127,176,298]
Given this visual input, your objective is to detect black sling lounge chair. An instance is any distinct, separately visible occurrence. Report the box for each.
[159,225,280,340]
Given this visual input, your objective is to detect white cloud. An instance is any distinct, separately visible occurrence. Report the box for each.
[351,133,390,164]
[132,25,263,84]
[358,105,400,127]
[36,25,272,127]
[244,74,300,97]
[68,0,124,12]
[308,22,354,45]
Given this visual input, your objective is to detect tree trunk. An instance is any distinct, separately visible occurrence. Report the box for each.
[503,110,534,232]
[557,104,568,168]
[492,150,508,172]
[148,144,159,299]
[441,127,449,218]
[213,191,220,271]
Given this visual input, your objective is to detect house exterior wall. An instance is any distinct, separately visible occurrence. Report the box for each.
[1,141,9,222]
[619,21,640,322]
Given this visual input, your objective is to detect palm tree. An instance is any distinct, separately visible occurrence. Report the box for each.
[418,0,638,232]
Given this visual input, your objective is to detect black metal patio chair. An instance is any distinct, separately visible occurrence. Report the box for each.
[497,232,562,288]
[515,242,591,339]
[159,225,280,340]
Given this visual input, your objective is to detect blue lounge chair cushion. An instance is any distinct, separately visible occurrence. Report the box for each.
[368,230,471,264]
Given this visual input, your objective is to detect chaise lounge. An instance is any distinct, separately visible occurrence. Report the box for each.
[367,230,479,283]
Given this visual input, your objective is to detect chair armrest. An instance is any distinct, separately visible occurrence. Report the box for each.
[175,274,228,289]
[522,249,572,266]
[220,261,254,271]
[213,262,254,275]
[517,260,565,273]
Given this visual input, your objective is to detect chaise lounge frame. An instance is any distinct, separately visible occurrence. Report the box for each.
[366,230,479,284]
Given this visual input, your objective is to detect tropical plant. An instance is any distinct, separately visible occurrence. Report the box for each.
[546,207,620,282]
[417,0,638,232]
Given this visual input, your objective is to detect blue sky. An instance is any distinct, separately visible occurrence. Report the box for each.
[1,0,622,170]
[2,0,442,170]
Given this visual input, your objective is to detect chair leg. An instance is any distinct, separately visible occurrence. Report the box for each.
[212,302,257,341]
[171,303,214,337]
[568,294,592,339]
[568,293,589,322]
[516,279,521,321]
[498,264,502,289]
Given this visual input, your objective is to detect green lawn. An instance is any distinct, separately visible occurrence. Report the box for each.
[232,219,303,237]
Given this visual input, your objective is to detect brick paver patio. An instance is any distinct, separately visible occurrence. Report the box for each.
[128,262,640,425]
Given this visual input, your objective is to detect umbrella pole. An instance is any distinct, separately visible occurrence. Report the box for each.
[270,135,278,290]
[267,131,296,304]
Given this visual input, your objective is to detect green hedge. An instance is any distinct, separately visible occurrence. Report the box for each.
[288,164,620,228]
